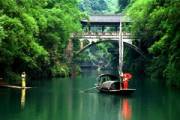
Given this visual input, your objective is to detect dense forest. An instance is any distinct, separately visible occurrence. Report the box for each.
[79,0,130,14]
[127,0,180,87]
[118,0,130,12]
[0,0,82,81]
[79,0,119,14]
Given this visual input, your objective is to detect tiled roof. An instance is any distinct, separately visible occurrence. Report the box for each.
[81,15,131,23]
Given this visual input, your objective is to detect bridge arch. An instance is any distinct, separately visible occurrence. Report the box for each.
[75,40,145,58]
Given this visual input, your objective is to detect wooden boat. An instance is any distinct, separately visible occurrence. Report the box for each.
[96,81,136,95]
[96,74,136,95]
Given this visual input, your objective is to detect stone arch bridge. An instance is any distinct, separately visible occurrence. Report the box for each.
[65,15,144,62]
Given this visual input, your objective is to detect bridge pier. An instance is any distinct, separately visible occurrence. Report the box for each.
[65,39,73,63]
[80,41,84,50]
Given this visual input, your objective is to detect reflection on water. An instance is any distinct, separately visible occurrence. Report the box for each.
[0,70,180,120]
[120,99,132,120]
[20,89,26,109]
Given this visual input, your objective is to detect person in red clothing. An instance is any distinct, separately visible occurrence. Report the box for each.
[120,73,132,89]
[123,77,129,89]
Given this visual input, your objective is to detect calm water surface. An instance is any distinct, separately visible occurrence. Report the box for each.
[0,70,179,120]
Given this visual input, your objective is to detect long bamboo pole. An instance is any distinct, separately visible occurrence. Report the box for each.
[119,22,123,89]
[119,22,123,76]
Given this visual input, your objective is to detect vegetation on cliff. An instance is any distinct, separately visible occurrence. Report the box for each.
[127,0,180,87]
[0,0,82,81]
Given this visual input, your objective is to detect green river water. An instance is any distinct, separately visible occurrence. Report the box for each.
[0,70,179,120]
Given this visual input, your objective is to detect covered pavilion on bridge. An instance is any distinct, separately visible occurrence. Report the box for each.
[81,14,131,33]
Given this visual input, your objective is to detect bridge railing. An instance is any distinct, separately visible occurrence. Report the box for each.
[82,32,131,36]
[80,32,133,39]
[71,32,133,38]
[83,32,118,36]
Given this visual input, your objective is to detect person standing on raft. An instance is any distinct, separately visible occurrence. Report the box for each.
[21,72,26,88]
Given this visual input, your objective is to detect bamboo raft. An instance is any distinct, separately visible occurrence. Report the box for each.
[0,84,32,89]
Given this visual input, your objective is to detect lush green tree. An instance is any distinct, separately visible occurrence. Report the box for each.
[0,0,49,80]
[0,0,82,81]
[127,0,180,87]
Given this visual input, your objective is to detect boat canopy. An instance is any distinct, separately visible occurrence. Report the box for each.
[101,81,121,90]
[97,74,119,85]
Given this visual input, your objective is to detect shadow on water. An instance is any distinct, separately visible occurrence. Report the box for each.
[0,69,179,120]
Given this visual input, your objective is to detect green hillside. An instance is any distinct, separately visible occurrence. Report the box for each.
[79,0,119,14]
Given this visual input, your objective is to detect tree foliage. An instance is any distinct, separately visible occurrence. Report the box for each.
[118,0,131,12]
[127,0,180,87]
[79,0,119,14]
[0,0,82,80]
